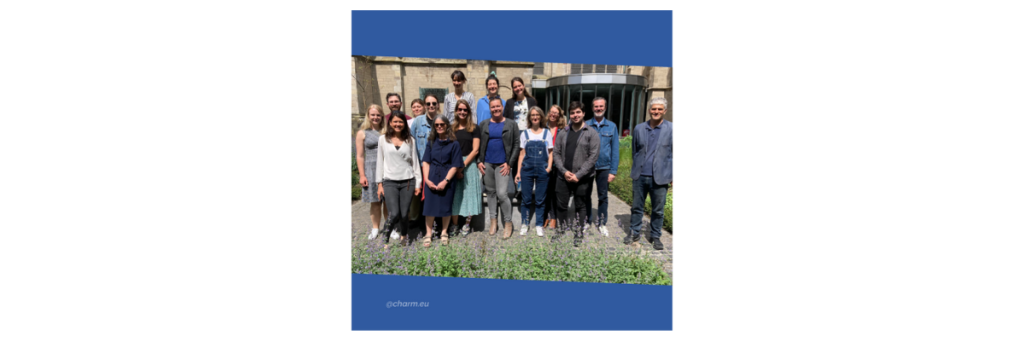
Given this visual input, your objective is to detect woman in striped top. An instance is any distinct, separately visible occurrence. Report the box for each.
[443,70,475,123]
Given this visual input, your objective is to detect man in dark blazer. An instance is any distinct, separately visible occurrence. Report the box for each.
[624,97,672,250]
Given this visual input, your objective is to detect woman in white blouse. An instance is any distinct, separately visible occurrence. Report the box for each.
[376,114,422,247]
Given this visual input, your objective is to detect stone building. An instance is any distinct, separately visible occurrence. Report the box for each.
[352,56,672,132]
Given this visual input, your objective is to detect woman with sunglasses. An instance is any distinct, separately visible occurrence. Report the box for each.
[542,104,567,230]
[356,104,388,240]
[514,106,553,237]
[450,99,482,236]
[420,115,464,247]
[443,70,475,123]
[376,114,422,247]
[408,94,442,240]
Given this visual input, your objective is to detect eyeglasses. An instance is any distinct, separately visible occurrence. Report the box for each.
[426,102,438,106]
[434,124,447,127]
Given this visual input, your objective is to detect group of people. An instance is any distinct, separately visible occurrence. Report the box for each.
[356,70,673,250]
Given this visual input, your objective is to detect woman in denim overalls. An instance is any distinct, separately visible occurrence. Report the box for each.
[515,106,554,236]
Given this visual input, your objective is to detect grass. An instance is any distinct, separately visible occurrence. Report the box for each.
[351,223,671,285]
[608,136,673,232]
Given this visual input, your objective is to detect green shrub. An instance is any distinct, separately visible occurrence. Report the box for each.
[608,136,673,232]
[352,234,671,285]
[352,154,361,200]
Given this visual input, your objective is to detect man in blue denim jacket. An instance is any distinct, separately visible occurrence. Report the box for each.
[624,97,672,250]
[584,97,619,237]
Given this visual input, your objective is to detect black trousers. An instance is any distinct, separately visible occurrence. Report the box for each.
[554,175,593,237]
[382,179,414,237]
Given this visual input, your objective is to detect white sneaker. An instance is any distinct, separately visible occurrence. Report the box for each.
[390,229,400,241]
[536,226,544,236]
[599,225,609,237]
[368,228,379,240]
[520,225,528,236]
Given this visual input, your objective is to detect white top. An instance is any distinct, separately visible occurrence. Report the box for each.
[512,99,529,131]
[519,128,554,150]
[375,135,422,189]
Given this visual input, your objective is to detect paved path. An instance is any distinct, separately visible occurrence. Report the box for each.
[351,187,673,276]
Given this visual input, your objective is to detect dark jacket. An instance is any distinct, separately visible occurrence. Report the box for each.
[477,118,520,165]
[630,120,673,185]
[553,123,600,180]
[502,96,538,121]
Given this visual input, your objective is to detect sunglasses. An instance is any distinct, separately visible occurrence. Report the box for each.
[434,123,447,127]
[456,108,468,112]
[426,102,438,106]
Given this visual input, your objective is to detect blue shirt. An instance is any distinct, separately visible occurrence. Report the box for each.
[640,121,663,177]
[476,96,505,126]
[484,122,507,164]
[409,114,435,160]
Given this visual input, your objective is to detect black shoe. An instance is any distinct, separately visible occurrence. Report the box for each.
[573,236,582,247]
[382,229,391,244]
[623,231,639,245]
[652,238,664,250]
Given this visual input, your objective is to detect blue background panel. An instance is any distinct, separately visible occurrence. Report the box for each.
[353,11,672,67]
[352,274,672,330]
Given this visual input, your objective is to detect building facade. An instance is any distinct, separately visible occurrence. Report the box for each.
[352,56,672,132]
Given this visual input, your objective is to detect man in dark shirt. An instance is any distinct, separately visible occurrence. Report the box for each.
[551,101,600,247]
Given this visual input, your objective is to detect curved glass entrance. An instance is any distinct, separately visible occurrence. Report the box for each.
[532,73,648,134]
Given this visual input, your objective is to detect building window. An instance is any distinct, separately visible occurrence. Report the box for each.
[419,87,448,101]
[571,63,583,74]
[533,62,544,76]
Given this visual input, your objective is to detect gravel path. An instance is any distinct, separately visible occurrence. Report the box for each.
[351,188,673,276]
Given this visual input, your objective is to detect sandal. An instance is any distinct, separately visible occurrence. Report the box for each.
[441,234,449,246]
[423,237,431,248]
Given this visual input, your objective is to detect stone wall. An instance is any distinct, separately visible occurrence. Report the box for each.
[352,56,671,129]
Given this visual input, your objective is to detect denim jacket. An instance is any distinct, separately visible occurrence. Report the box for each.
[585,117,620,174]
[410,114,436,160]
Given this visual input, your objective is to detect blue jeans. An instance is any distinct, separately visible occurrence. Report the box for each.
[519,166,549,226]
[587,169,611,227]
[629,175,668,239]
[519,137,550,226]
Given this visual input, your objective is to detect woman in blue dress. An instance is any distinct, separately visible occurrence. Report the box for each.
[421,115,464,247]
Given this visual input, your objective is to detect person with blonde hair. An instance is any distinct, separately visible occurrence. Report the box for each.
[356,104,388,240]
[450,99,482,236]
[514,106,553,236]
[541,104,566,229]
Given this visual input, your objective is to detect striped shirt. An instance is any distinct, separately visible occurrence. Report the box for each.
[443,91,476,123]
